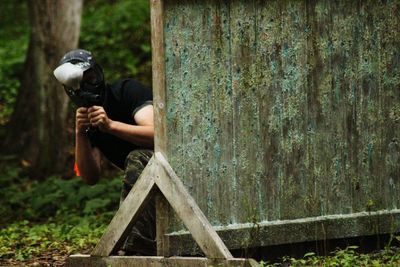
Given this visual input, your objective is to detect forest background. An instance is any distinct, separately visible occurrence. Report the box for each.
[1,0,400,266]
[0,0,151,266]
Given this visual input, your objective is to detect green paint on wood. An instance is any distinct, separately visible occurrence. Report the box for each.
[163,0,400,234]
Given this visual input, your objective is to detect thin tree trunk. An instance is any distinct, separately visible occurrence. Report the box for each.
[3,0,83,178]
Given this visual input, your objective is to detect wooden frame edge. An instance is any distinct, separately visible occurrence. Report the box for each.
[151,0,167,156]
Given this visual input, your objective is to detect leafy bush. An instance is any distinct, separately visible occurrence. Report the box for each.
[0,163,122,262]
[0,218,107,261]
[260,245,400,266]
[0,0,152,264]
[0,1,29,125]
[0,163,121,225]
[80,0,152,86]
[0,0,152,126]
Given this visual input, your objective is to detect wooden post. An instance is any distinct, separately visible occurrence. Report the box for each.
[151,0,167,156]
[151,0,171,258]
[155,189,170,256]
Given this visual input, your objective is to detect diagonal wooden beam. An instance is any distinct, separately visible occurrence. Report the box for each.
[154,152,233,259]
[91,156,157,256]
[90,152,234,259]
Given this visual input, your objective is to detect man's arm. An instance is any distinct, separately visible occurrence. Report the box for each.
[75,107,102,185]
[87,105,154,148]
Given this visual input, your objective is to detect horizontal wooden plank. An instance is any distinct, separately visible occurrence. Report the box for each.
[165,209,400,255]
[65,255,259,267]
[66,255,164,267]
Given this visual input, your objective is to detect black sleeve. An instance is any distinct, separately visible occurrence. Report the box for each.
[121,79,153,117]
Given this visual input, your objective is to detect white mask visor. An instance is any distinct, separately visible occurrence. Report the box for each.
[53,62,86,90]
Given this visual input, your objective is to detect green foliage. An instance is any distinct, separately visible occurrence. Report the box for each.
[0,218,106,261]
[80,0,152,86]
[0,164,121,225]
[0,0,152,126]
[0,0,151,264]
[260,245,400,266]
[0,163,121,262]
[0,1,29,125]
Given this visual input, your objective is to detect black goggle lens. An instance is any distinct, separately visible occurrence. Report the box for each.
[82,67,103,86]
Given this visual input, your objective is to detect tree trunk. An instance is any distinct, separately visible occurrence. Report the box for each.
[3,0,83,178]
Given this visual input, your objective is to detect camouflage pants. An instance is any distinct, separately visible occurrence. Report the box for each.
[120,149,156,256]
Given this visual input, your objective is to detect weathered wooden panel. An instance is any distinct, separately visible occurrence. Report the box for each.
[164,0,236,230]
[163,0,400,239]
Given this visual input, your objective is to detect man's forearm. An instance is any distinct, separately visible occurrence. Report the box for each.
[105,121,154,148]
[75,133,101,184]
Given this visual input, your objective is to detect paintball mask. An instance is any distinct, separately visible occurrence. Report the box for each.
[54,49,105,107]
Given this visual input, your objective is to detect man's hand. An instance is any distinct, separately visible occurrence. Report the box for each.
[75,106,102,185]
[76,107,90,135]
[87,106,113,132]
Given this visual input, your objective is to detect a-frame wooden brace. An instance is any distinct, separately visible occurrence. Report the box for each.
[66,152,258,266]
[93,152,233,258]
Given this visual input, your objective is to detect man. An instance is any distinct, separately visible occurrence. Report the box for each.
[53,49,156,255]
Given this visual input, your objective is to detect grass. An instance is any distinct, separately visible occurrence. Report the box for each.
[0,162,120,266]
[260,245,400,266]
[0,218,105,266]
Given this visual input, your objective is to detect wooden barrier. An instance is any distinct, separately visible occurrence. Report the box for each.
[66,153,258,266]
[67,0,400,265]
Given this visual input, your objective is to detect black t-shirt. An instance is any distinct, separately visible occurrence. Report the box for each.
[88,79,153,169]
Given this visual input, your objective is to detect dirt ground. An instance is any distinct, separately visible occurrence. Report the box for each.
[0,249,92,267]
[0,254,67,267]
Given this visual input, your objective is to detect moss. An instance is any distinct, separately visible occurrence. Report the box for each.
[163,0,400,238]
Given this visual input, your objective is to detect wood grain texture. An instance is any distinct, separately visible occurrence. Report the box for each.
[155,189,171,256]
[151,0,168,155]
[162,0,400,239]
[166,209,400,254]
[154,152,233,259]
[66,255,259,267]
